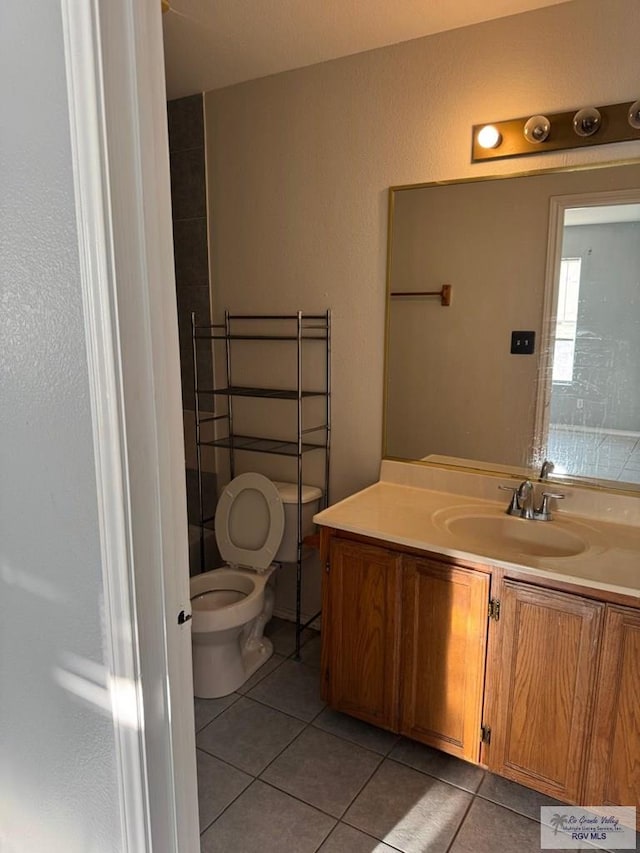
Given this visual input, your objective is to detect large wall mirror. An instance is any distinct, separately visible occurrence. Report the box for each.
[384,160,640,491]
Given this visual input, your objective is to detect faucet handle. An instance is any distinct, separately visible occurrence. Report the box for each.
[535,491,565,521]
[498,484,521,516]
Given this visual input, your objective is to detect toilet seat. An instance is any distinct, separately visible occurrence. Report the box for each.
[214,472,285,572]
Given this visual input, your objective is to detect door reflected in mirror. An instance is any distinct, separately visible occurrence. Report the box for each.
[539,197,640,484]
[384,161,640,491]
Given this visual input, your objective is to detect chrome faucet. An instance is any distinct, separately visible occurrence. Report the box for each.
[499,479,565,521]
[540,459,555,480]
[499,480,533,517]
[517,480,535,519]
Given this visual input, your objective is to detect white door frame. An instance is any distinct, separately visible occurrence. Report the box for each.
[61,1,199,850]
[533,187,640,464]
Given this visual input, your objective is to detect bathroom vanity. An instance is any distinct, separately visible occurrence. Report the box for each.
[314,461,640,821]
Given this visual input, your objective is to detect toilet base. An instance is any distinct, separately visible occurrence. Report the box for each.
[242,636,274,687]
[191,571,277,699]
[192,630,274,699]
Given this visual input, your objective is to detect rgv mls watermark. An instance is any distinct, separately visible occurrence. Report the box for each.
[540,806,637,849]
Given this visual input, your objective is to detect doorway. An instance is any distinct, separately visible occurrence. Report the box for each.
[536,190,640,484]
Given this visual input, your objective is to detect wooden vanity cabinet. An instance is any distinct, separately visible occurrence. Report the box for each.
[400,556,489,762]
[320,527,640,819]
[583,605,640,821]
[321,534,491,758]
[321,538,402,730]
[488,580,604,803]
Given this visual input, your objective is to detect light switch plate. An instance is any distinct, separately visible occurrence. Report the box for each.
[511,330,535,354]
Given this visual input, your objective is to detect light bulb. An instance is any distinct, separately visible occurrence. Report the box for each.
[523,115,550,144]
[628,100,640,130]
[477,125,502,150]
[573,107,601,137]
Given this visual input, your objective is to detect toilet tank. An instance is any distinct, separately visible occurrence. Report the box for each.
[272,481,323,563]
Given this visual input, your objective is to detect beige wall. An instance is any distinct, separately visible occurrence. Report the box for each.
[204,0,640,503]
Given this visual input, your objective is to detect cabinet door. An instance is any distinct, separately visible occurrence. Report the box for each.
[400,557,490,762]
[322,539,402,730]
[490,580,603,802]
[584,605,640,825]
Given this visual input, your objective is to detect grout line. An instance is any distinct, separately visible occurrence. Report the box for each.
[197,722,327,831]
[311,821,340,853]
[199,777,260,838]
[194,692,242,733]
[307,699,329,725]
[443,791,477,853]
[223,694,381,825]
[197,763,253,837]
[331,750,385,818]
[239,688,326,724]
[208,690,318,728]
[258,776,342,821]
[310,717,401,760]
[195,745,253,780]
[255,717,312,779]
[473,789,555,825]
[383,755,486,797]
[236,653,288,695]
[322,823,407,853]
[195,741,249,770]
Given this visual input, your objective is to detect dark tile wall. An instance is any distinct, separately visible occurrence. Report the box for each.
[167,93,213,411]
[168,94,217,550]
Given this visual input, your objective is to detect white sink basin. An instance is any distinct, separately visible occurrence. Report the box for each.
[445,514,586,557]
[432,506,602,560]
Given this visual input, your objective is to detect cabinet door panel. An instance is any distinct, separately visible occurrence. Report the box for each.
[585,606,640,825]
[400,557,489,762]
[490,581,603,802]
[323,539,402,730]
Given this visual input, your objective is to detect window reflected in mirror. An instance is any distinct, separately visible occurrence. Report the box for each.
[552,257,581,383]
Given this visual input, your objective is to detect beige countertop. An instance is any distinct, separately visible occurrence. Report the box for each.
[314,480,640,599]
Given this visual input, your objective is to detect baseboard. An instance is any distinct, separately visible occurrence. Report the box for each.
[550,424,640,439]
[273,606,322,632]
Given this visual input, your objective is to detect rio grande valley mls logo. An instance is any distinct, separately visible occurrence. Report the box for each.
[540,807,637,849]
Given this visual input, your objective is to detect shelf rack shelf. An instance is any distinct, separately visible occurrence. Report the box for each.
[191,309,331,658]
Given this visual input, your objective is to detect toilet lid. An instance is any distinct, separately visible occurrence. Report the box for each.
[215,473,285,571]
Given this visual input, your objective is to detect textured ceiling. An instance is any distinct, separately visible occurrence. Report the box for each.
[162,0,571,99]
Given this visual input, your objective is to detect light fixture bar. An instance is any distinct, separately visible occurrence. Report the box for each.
[472,100,640,163]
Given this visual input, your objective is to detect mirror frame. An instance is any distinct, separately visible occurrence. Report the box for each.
[383,157,640,494]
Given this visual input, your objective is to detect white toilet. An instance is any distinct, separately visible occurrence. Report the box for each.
[190,472,321,698]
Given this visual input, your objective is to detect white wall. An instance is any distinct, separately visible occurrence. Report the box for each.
[0,2,123,850]
[1,0,200,849]
[204,0,640,504]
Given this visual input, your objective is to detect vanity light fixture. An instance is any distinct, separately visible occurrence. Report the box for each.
[472,99,640,162]
[628,100,640,130]
[477,125,502,150]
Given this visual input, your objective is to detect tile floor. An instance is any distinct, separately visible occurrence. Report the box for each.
[547,426,640,484]
[194,618,634,853]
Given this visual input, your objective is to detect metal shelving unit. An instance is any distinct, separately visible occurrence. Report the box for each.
[191,309,331,657]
